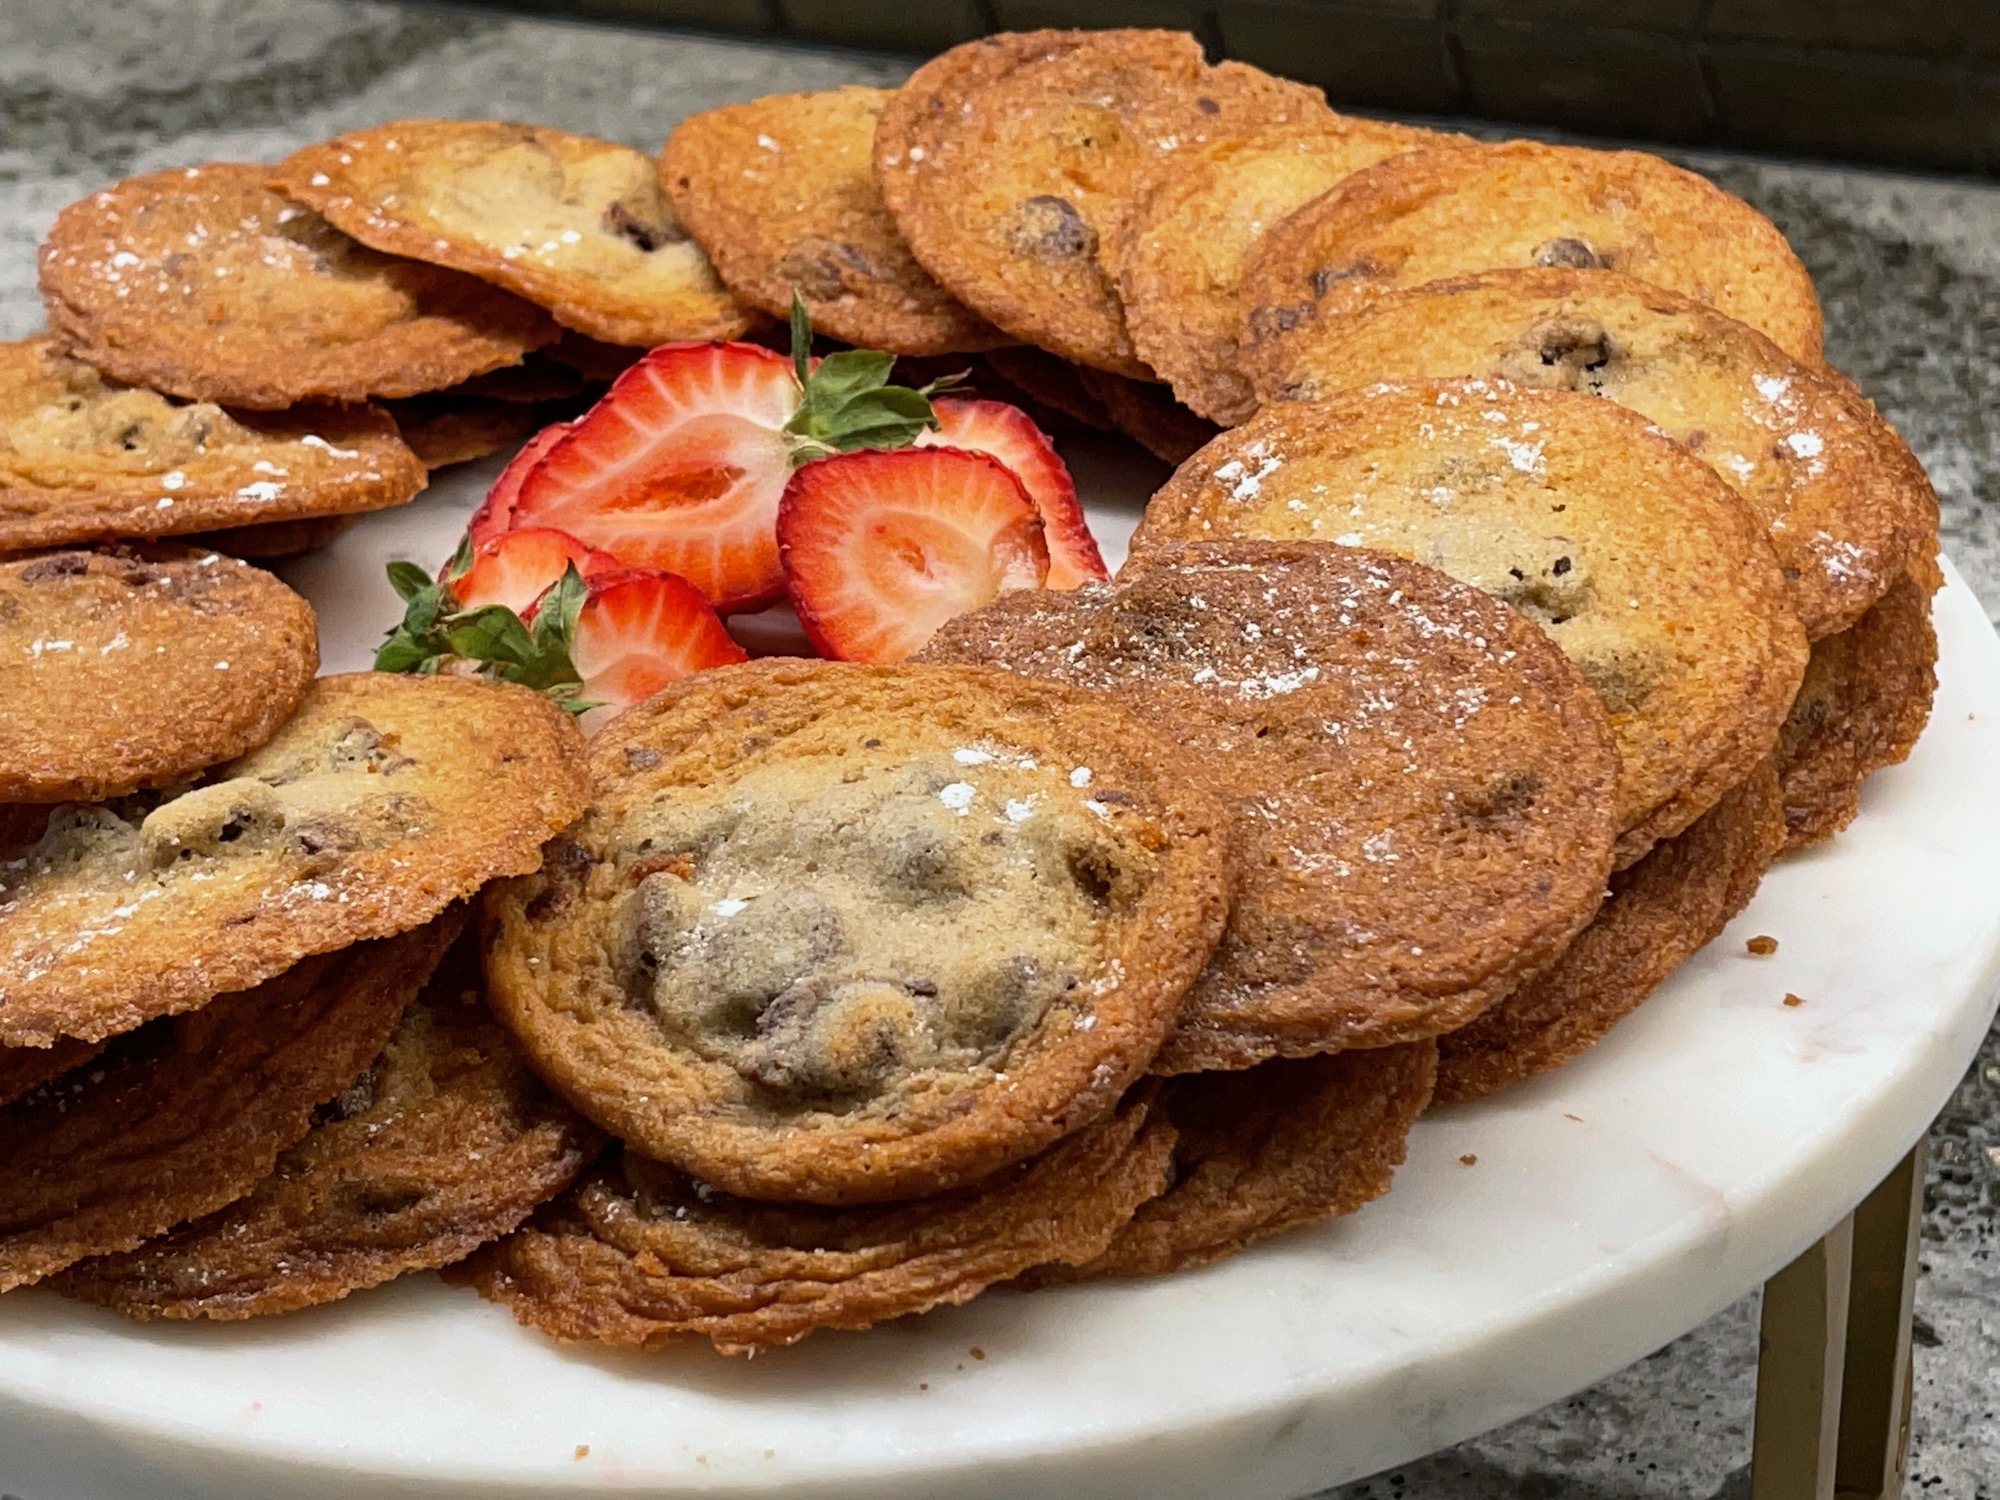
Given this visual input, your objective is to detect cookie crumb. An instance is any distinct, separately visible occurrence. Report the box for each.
[1746,935,1778,956]
[1783,992,1805,1007]
[1562,1112,1582,1123]
[969,1346,986,1360]
[574,1445,590,1460]
[1458,1153,1477,1166]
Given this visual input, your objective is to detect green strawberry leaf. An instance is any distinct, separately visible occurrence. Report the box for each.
[386,559,435,603]
[373,555,592,716]
[780,289,948,467]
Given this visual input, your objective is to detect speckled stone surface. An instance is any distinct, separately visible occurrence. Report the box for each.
[0,3,1993,1494]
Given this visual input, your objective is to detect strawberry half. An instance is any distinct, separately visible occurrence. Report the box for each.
[922,398,1106,589]
[778,446,1048,663]
[570,571,749,733]
[467,420,572,550]
[511,343,801,613]
[452,526,632,619]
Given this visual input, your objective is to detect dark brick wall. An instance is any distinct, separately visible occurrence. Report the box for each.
[493,0,1996,174]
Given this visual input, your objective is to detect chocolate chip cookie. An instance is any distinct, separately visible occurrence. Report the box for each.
[40,164,557,409]
[0,545,317,804]
[1255,267,1937,640]
[275,121,754,348]
[876,29,1329,377]
[0,672,588,1048]
[1135,380,1809,867]
[924,542,1617,1072]
[482,658,1231,1205]
[450,1086,1174,1354]
[1237,141,1823,396]
[0,337,425,552]
[663,87,1008,356]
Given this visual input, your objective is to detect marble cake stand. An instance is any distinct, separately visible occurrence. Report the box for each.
[1,444,1995,1500]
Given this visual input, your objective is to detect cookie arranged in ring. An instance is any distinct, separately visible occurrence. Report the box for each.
[1034,1042,1435,1281]
[0,337,426,553]
[875,29,1329,378]
[1256,268,1938,640]
[1434,763,1785,1105]
[0,672,588,1048]
[39,164,558,410]
[57,942,599,1321]
[922,543,1618,1073]
[449,1086,1174,1355]
[1134,380,1809,867]
[0,545,318,804]
[482,658,1232,1205]
[1111,116,1441,424]
[273,121,753,349]
[1777,569,1937,849]
[383,393,549,470]
[0,912,461,1294]
[1237,141,1823,395]
[662,88,1009,357]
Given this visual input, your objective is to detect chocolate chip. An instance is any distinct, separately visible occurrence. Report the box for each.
[602,200,674,252]
[1004,195,1092,262]
[779,236,885,300]
[1533,237,1606,269]
[17,554,91,583]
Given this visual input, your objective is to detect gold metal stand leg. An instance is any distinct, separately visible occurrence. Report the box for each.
[1749,1143,1927,1500]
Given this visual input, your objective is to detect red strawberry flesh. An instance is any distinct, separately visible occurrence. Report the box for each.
[778,446,1048,664]
[467,420,572,550]
[922,398,1106,589]
[452,526,633,620]
[511,343,800,613]
[571,571,749,733]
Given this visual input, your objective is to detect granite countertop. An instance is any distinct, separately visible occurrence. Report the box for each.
[0,1,1994,1494]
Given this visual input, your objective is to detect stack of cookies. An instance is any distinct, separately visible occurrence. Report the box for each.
[0,25,1944,1357]
[0,548,596,1316]
[5,121,787,560]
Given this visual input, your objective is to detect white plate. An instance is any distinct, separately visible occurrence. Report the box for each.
[3,442,1996,1500]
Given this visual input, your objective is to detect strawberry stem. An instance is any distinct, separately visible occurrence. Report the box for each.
[779,289,963,469]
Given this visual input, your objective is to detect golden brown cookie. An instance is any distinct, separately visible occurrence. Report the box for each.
[1777,569,1937,849]
[1237,140,1823,396]
[982,347,1116,430]
[1434,762,1784,1104]
[40,164,557,409]
[0,337,425,553]
[383,394,548,470]
[0,672,588,1048]
[185,515,358,561]
[1111,116,1441,423]
[1135,380,1809,867]
[1077,368,1220,464]
[0,545,317,804]
[1035,1042,1434,1280]
[0,912,461,1294]
[449,1085,1174,1355]
[662,88,1008,357]
[274,121,754,349]
[922,543,1618,1072]
[1256,268,1938,641]
[483,658,1231,1205]
[875,30,1330,377]
[55,942,599,1321]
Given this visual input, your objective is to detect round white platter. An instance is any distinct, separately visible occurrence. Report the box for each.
[2,439,1996,1500]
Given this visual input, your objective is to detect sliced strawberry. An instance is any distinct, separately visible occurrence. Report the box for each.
[921,398,1106,589]
[511,343,800,613]
[778,446,1048,663]
[467,421,572,550]
[452,526,632,620]
[571,571,749,732]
